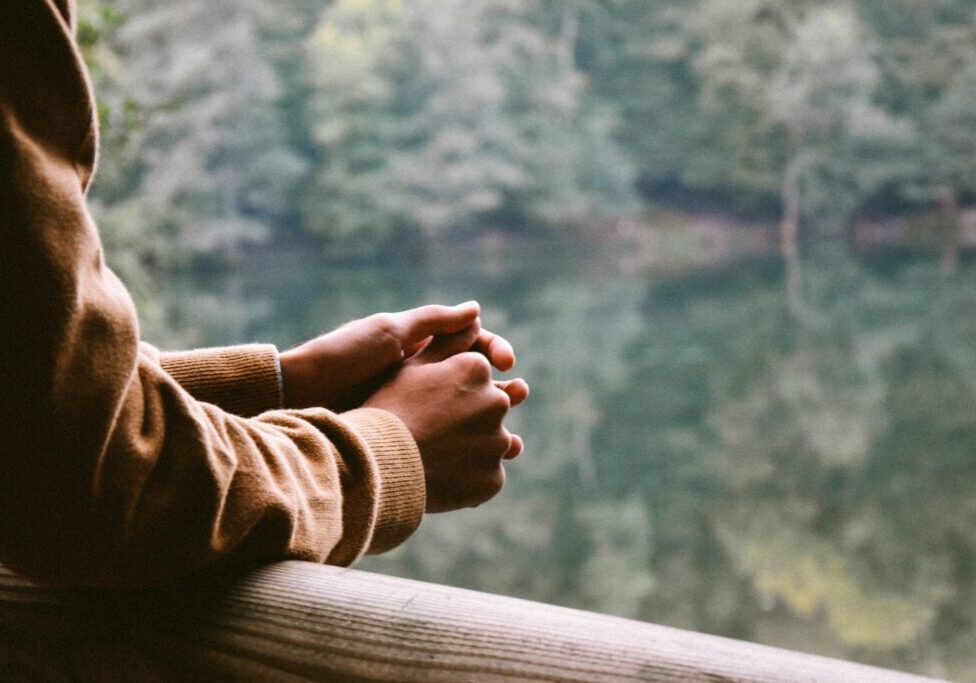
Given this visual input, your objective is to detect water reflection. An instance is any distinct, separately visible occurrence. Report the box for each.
[164,238,976,680]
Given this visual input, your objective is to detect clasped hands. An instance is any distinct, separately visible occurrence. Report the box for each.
[279,302,529,513]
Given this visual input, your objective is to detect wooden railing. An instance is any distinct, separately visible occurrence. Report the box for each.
[0,561,945,682]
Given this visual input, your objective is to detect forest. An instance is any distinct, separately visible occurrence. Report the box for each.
[77,1,976,680]
[79,0,976,301]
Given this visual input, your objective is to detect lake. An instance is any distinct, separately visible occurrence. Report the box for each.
[158,230,976,680]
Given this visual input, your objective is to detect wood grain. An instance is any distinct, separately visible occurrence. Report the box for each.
[0,562,945,682]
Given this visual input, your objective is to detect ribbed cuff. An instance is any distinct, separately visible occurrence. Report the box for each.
[341,408,425,554]
[159,344,284,417]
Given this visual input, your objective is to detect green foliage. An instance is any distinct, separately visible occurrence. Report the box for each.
[301,0,636,249]
[683,1,919,231]
[292,240,976,681]
[80,0,308,341]
[576,1,698,193]
[80,0,976,268]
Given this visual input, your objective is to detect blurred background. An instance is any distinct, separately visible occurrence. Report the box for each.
[79,0,976,678]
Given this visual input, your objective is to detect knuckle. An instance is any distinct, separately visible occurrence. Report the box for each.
[485,466,506,498]
[488,390,511,417]
[469,467,505,508]
[460,352,492,380]
[370,312,397,335]
[486,430,512,461]
[370,313,402,352]
[371,313,397,330]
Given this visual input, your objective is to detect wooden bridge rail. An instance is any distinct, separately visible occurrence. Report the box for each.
[0,561,945,682]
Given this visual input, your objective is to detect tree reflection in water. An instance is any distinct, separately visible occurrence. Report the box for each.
[158,238,976,681]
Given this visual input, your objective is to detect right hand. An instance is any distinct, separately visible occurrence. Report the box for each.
[363,324,529,513]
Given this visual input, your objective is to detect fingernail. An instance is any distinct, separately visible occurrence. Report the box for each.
[458,300,479,309]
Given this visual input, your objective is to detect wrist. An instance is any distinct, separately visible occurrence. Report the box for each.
[340,407,426,554]
[278,347,309,409]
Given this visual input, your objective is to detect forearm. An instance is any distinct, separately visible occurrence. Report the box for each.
[157,344,284,416]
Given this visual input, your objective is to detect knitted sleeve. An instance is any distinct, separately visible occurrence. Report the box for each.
[0,0,425,588]
[157,345,285,417]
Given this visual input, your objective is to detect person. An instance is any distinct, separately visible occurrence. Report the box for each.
[0,0,528,588]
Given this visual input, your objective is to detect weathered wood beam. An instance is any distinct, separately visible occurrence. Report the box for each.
[0,561,944,682]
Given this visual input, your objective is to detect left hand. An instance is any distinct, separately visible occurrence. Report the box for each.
[279,301,517,411]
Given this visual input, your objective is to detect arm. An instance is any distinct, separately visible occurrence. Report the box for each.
[158,344,284,416]
[0,0,424,587]
[157,303,518,417]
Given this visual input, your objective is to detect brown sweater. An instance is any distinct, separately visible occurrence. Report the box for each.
[0,0,425,588]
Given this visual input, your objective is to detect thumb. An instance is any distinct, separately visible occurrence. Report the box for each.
[395,302,480,349]
[412,320,482,364]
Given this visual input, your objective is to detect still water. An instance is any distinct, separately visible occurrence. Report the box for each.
[165,235,976,680]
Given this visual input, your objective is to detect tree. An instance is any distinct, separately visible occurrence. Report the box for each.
[575,0,699,200]
[863,0,976,270]
[79,0,307,343]
[686,1,911,314]
[301,0,636,250]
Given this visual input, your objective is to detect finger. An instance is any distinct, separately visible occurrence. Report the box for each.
[414,321,482,364]
[394,302,480,347]
[494,378,529,407]
[503,433,523,460]
[471,329,516,371]
[402,336,431,359]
